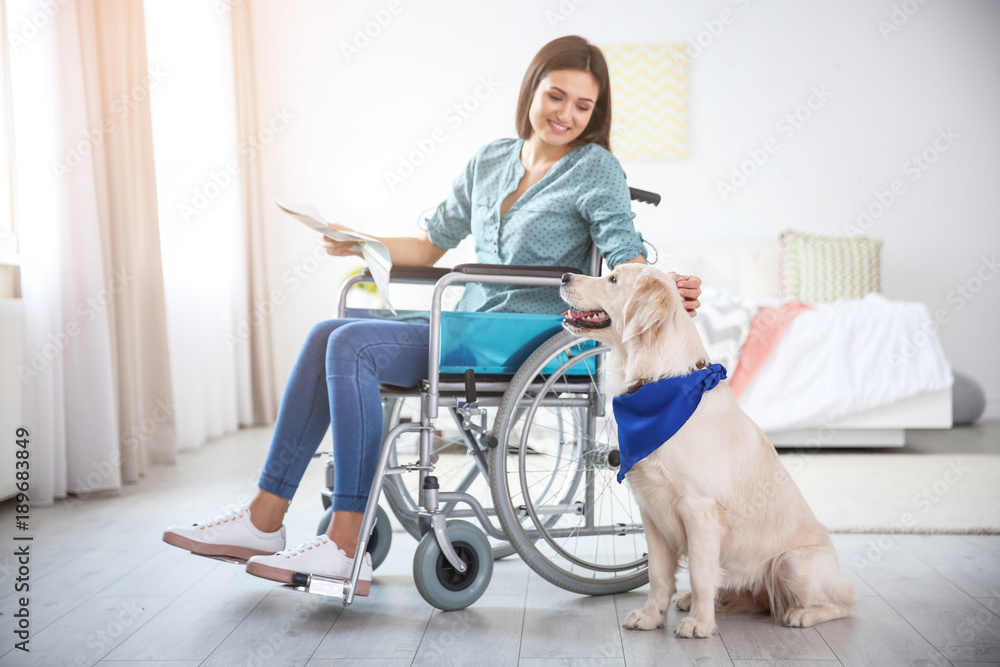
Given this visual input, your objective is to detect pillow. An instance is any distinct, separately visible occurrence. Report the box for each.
[664,245,780,297]
[735,245,780,297]
[779,230,882,302]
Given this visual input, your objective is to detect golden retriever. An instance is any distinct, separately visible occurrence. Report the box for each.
[560,264,855,638]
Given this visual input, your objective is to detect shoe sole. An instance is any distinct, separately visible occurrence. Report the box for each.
[245,560,371,596]
[162,531,278,563]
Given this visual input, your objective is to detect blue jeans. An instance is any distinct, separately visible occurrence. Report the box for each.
[258,318,430,512]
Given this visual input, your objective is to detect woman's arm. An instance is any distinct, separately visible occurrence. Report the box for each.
[321,225,447,266]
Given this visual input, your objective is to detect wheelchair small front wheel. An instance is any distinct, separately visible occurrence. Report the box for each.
[413,520,492,611]
[316,504,392,570]
[381,396,517,561]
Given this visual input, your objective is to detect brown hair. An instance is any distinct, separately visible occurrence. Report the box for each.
[515,36,612,151]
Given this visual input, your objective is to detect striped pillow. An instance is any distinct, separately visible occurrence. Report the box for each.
[779,230,883,302]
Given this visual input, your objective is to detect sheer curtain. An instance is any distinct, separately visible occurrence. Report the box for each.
[230,0,277,425]
[144,0,253,448]
[11,0,151,503]
[11,0,269,502]
[76,0,176,478]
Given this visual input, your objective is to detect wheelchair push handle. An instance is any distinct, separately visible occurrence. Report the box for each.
[628,187,660,206]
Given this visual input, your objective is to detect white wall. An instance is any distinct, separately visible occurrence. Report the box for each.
[247,0,1000,417]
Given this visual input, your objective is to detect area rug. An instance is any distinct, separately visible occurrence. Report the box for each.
[779,453,1000,534]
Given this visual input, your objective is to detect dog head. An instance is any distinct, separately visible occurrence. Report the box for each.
[560,264,708,384]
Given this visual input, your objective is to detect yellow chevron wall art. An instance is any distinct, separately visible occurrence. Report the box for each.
[602,42,690,160]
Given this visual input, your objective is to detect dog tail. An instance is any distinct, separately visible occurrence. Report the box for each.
[829,571,858,610]
[766,548,857,621]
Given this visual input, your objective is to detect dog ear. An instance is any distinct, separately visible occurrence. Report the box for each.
[621,273,674,344]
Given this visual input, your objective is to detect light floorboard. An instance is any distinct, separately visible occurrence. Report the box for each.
[613,591,734,666]
[838,533,1000,663]
[0,546,155,638]
[411,597,524,667]
[959,535,1000,559]
[102,564,272,661]
[305,660,413,667]
[0,421,995,666]
[518,660,626,667]
[308,583,434,661]
[896,534,1000,600]
[0,594,172,667]
[711,611,838,662]
[200,594,340,667]
[519,576,624,660]
[813,596,951,667]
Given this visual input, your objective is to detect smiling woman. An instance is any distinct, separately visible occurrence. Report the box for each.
[515,35,613,151]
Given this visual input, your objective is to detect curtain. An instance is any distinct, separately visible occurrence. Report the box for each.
[230,0,277,425]
[11,0,122,503]
[76,0,176,477]
[12,0,271,502]
[143,0,253,449]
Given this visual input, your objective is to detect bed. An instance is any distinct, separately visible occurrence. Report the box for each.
[665,240,953,448]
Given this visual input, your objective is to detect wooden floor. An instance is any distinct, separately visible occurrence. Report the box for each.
[1,422,998,666]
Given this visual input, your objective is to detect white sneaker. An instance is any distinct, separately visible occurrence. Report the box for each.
[162,508,286,562]
[245,535,373,595]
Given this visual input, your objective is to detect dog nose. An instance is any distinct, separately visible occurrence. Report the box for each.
[561,273,573,286]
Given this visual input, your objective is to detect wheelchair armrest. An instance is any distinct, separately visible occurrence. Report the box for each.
[451,264,582,279]
[358,266,452,284]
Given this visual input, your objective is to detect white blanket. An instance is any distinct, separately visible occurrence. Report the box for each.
[736,294,953,430]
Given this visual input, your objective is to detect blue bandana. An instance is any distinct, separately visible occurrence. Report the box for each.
[612,364,727,483]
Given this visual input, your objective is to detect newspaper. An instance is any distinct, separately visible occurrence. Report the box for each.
[275,202,395,313]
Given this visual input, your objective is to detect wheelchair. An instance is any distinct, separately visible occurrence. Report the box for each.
[291,188,661,610]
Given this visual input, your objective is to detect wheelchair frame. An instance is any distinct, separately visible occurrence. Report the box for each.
[294,189,660,608]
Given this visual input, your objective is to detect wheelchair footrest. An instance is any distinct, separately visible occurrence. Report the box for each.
[282,572,364,598]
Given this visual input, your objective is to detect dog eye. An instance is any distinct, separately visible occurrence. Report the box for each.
[609,276,617,284]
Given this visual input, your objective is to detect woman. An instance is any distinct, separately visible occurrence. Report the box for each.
[163,35,702,592]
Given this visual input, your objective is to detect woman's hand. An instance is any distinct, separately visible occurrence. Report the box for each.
[320,223,362,257]
[668,272,702,317]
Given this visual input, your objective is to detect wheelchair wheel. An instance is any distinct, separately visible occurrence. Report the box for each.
[413,520,493,611]
[489,330,649,596]
[316,503,391,570]
[381,396,516,559]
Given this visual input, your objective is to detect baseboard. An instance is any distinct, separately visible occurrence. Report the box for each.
[768,428,905,448]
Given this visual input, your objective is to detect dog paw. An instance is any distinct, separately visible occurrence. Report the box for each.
[674,592,692,611]
[623,608,665,631]
[784,606,818,628]
[675,616,716,638]
[783,605,847,628]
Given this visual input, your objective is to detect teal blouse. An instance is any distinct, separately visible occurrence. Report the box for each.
[425,138,647,314]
